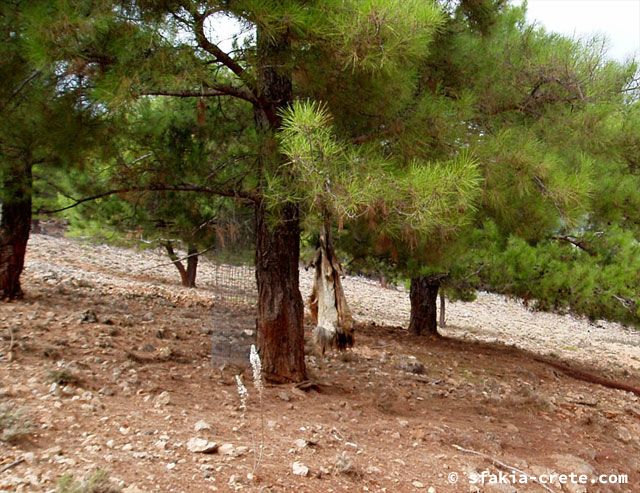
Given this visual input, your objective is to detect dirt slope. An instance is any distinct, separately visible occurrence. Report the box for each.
[1,234,639,492]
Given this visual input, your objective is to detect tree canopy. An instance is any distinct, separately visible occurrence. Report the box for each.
[2,0,639,383]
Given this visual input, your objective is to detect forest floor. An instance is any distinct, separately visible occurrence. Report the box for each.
[1,232,640,492]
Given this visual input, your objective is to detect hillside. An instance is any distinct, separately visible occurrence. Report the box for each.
[1,234,639,492]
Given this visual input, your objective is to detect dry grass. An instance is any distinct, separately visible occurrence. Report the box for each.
[56,469,121,493]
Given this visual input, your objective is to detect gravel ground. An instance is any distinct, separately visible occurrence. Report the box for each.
[25,233,640,374]
[1,233,638,492]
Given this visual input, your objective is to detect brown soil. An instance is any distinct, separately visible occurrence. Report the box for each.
[1,235,639,492]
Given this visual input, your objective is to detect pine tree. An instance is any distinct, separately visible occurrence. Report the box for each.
[63,96,254,288]
[422,2,640,329]
[314,1,620,335]
[0,1,98,299]
[25,0,450,381]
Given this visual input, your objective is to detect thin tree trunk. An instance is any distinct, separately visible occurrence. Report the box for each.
[309,220,354,354]
[185,243,198,288]
[163,241,189,286]
[409,275,441,336]
[0,162,32,301]
[253,23,306,383]
[439,292,446,328]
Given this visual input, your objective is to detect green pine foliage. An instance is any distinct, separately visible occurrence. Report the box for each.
[455,223,640,325]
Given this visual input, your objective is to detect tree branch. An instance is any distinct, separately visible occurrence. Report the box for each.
[0,70,42,114]
[192,11,255,92]
[145,243,215,274]
[552,235,595,256]
[612,294,636,313]
[36,184,256,214]
[138,83,256,103]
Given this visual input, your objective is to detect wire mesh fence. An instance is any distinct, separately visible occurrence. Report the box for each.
[211,263,257,308]
[210,256,258,369]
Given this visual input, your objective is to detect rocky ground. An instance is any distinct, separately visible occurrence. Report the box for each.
[1,233,639,492]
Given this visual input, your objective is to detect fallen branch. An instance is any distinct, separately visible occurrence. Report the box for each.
[451,444,555,493]
[0,457,25,474]
[533,356,640,397]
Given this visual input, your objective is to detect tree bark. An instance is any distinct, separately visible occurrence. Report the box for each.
[163,241,199,288]
[185,244,198,288]
[253,23,306,383]
[439,292,446,328]
[0,162,32,300]
[409,275,442,336]
[163,241,188,286]
[309,220,354,354]
[255,201,305,382]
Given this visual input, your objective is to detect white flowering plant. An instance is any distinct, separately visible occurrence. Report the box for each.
[235,344,265,478]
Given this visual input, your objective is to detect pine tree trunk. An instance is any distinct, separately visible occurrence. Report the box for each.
[409,276,441,336]
[255,201,305,382]
[163,241,189,286]
[185,244,198,288]
[439,292,446,328]
[0,162,32,301]
[253,23,306,383]
[309,220,354,354]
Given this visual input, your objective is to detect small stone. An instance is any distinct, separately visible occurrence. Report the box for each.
[428,487,436,493]
[80,310,98,323]
[194,420,212,432]
[218,443,235,455]
[293,438,307,449]
[154,391,171,407]
[166,462,176,470]
[122,486,146,493]
[277,391,291,402]
[186,437,218,454]
[53,455,76,466]
[616,426,633,443]
[398,357,426,375]
[158,346,173,359]
[99,387,114,396]
[122,443,133,451]
[62,385,75,396]
[49,383,61,396]
[292,461,309,477]
[505,423,519,433]
[412,481,425,489]
[551,453,594,476]
[234,446,248,456]
[41,446,62,460]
